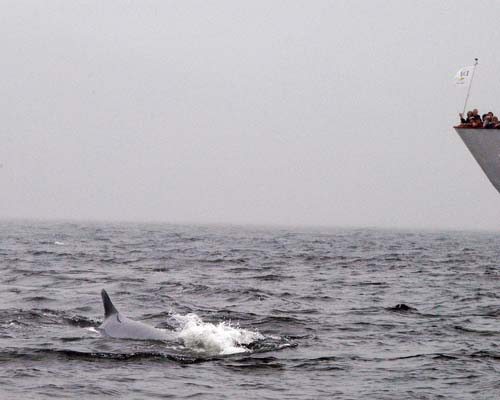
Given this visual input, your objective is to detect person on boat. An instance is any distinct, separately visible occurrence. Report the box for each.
[471,108,482,121]
[483,114,494,128]
[492,116,500,129]
[459,110,473,123]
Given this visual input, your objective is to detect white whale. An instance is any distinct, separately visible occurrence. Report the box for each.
[99,289,171,341]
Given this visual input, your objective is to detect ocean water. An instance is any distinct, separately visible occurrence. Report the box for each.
[1,221,500,399]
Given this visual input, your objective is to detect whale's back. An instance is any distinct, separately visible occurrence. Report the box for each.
[99,289,170,341]
[100,313,170,340]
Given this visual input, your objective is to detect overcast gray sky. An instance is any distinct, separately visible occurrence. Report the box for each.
[2,0,500,230]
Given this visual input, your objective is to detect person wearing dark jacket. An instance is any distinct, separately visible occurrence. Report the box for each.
[459,110,473,123]
[484,115,494,128]
[471,108,482,121]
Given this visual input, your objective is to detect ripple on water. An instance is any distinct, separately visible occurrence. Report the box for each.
[1,222,500,399]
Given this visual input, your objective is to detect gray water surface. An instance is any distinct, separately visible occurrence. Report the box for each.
[1,221,500,399]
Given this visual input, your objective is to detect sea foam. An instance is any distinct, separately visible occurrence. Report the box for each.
[172,313,263,355]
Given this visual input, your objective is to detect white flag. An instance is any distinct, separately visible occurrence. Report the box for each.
[455,66,474,85]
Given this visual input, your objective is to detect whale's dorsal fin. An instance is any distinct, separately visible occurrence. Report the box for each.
[101,289,119,318]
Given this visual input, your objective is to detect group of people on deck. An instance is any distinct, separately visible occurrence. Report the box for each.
[458,108,500,128]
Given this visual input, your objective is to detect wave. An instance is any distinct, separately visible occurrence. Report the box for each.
[0,348,202,363]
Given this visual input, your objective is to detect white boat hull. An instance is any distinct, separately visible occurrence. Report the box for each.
[455,128,500,193]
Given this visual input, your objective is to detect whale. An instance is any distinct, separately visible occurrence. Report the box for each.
[99,289,171,341]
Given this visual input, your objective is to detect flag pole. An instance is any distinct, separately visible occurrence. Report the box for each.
[462,58,479,115]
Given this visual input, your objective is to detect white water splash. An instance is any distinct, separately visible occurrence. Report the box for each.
[172,313,263,355]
